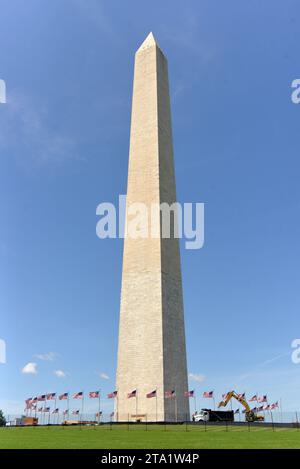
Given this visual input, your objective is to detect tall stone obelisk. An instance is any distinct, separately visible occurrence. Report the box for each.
[116,33,189,421]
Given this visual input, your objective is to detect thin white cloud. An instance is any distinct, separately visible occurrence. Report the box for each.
[0,91,80,166]
[54,370,66,378]
[74,0,122,48]
[100,372,109,380]
[22,362,37,374]
[236,352,290,384]
[171,83,187,102]
[189,373,205,383]
[259,353,289,368]
[162,2,217,64]
[35,352,57,361]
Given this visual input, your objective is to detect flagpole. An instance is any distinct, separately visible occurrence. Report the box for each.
[194,391,197,414]
[267,396,271,422]
[81,391,84,422]
[156,390,158,423]
[44,393,47,425]
[98,390,101,424]
[255,397,258,421]
[55,395,58,425]
[116,390,119,422]
[136,389,138,419]
[175,388,178,423]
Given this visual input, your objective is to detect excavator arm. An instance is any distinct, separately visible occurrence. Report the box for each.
[218,391,264,422]
[218,391,250,412]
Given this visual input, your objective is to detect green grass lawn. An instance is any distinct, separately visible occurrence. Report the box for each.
[0,424,300,449]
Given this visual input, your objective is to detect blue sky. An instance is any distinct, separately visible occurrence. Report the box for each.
[1,0,300,415]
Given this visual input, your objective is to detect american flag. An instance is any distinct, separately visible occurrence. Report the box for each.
[107,391,117,399]
[251,407,257,413]
[52,408,59,414]
[249,394,257,402]
[203,391,213,398]
[127,389,137,398]
[110,411,114,417]
[234,409,240,414]
[43,407,50,412]
[73,392,83,399]
[63,410,68,415]
[257,395,267,403]
[37,395,46,401]
[165,390,176,399]
[72,410,79,415]
[46,393,56,400]
[222,393,229,400]
[95,412,102,417]
[89,391,100,398]
[38,407,43,412]
[146,390,157,398]
[263,405,270,411]
[59,392,68,400]
[184,390,194,398]
[257,406,264,412]
[32,397,38,403]
[25,399,32,409]
[273,401,279,408]
[237,393,246,399]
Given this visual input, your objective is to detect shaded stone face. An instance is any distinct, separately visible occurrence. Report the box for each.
[116,33,189,422]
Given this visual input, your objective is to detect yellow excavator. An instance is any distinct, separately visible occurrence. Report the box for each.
[218,391,264,422]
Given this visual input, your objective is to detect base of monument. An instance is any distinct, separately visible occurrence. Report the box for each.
[114,415,188,423]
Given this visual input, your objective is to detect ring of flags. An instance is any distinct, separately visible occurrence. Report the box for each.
[24,389,280,420]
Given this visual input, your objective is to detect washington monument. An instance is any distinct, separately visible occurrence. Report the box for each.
[116,33,189,421]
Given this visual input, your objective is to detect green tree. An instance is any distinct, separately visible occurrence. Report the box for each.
[0,410,6,426]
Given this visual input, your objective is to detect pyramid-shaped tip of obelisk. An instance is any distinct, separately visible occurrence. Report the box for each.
[137,32,161,53]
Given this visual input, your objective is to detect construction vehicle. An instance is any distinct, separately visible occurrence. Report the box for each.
[193,409,234,423]
[15,416,38,426]
[218,391,264,422]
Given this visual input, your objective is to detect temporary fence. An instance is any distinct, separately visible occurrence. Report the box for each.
[3,411,300,429]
